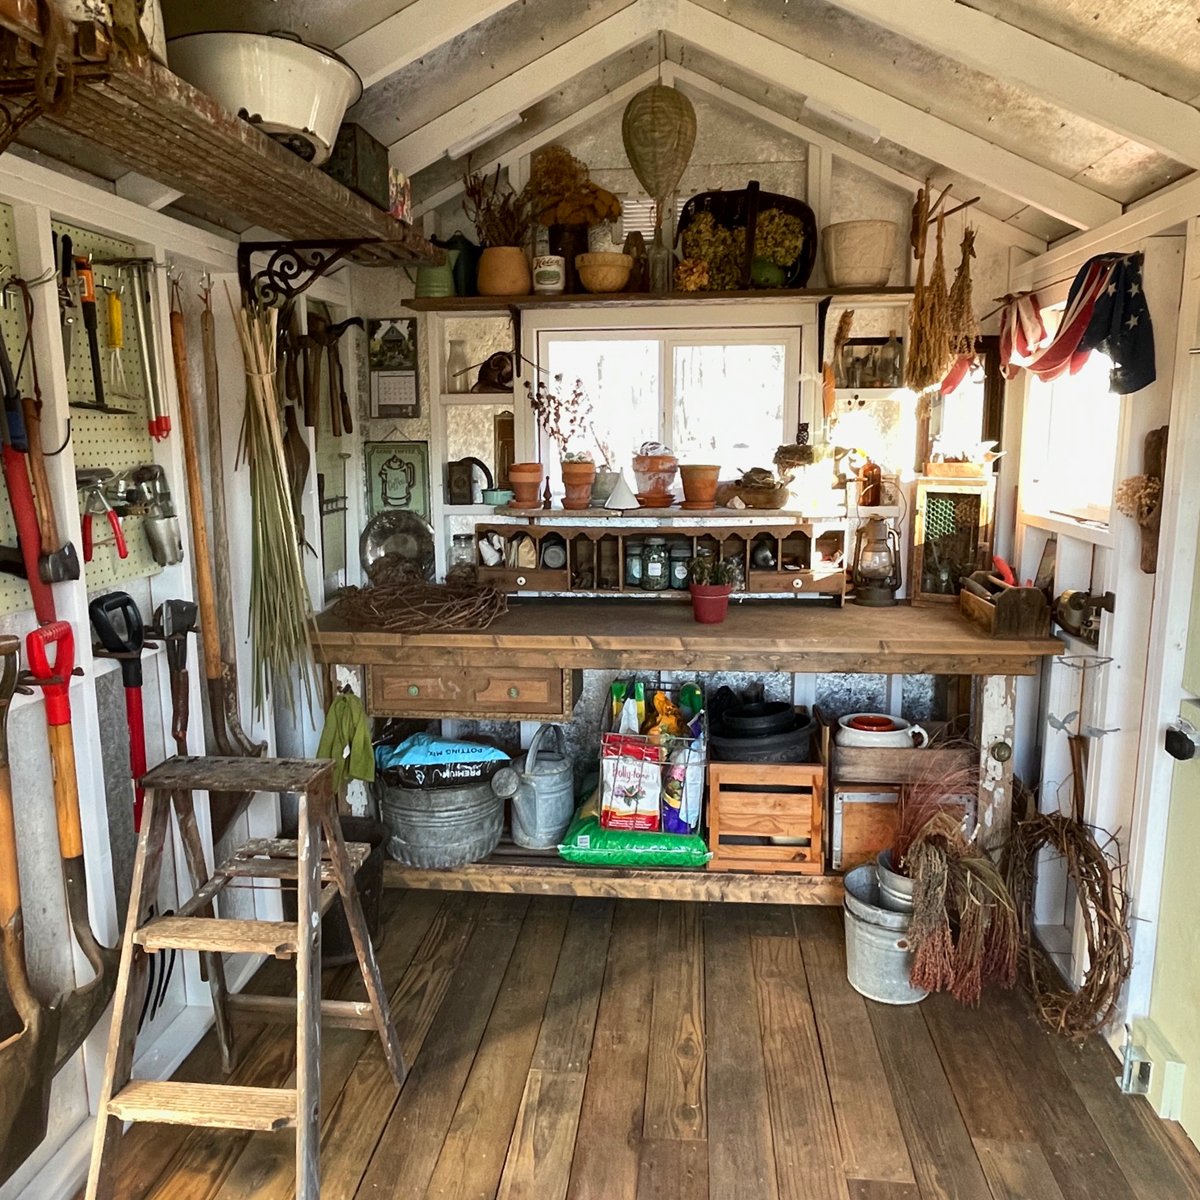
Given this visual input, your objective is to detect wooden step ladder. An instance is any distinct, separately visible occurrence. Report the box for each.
[85,756,406,1200]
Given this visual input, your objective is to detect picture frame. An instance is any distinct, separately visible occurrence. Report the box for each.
[836,335,904,389]
[365,440,429,519]
[367,317,420,419]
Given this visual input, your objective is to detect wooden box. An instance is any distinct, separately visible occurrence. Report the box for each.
[831,786,899,871]
[325,123,390,210]
[706,761,824,874]
[958,573,1052,639]
[831,721,976,787]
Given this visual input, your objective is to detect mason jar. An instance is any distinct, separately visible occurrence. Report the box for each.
[624,539,644,588]
[669,541,691,589]
[642,537,670,591]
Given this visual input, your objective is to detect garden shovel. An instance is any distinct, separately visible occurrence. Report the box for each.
[0,635,58,1186]
[26,622,118,1070]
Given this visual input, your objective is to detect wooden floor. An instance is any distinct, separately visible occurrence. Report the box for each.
[93,890,1200,1200]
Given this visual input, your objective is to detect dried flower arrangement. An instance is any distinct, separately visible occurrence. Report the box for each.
[754,208,806,267]
[680,211,744,290]
[525,373,593,458]
[1115,474,1162,521]
[527,145,621,227]
[462,165,534,247]
[675,257,710,292]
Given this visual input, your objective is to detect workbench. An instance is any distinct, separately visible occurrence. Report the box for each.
[314,599,1062,904]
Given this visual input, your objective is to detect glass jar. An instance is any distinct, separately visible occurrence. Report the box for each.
[669,541,691,590]
[624,539,644,588]
[445,339,471,393]
[449,534,474,570]
[648,228,673,294]
[642,537,670,591]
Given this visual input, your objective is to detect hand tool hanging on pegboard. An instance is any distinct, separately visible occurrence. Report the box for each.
[68,255,132,417]
[25,622,118,1070]
[76,468,128,563]
[53,232,74,369]
[0,637,59,1186]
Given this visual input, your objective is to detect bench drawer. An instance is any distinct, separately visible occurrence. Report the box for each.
[366,665,578,719]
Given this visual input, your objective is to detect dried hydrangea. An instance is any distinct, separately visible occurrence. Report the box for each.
[1115,474,1161,521]
[754,208,805,267]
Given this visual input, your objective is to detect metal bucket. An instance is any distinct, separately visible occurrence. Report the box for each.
[842,864,928,1005]
[511,724,575,849]
[875,848,914,913]
[377,771,517,868]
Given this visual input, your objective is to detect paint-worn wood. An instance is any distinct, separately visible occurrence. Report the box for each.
[752,935,850,1200]
[793,907,914,1186]
[868,1003,993,1200]
[568,902,658,1200]
[405,288,914,313]
[497,1069,589,1200]
[636,1140,709,1200]
[140,755,334,795]
[703,909,779,1199]
[846,1183,922,1200]
[107,1082,297,1131]
[293,790,323,1199]
[134,916,300,958]
[645,904,706,1141]
[973,1139,1067,1200]
[349,896,529,1200]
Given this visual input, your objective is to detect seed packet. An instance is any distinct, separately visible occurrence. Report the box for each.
[600,734,664,831]
[661,734,705,834]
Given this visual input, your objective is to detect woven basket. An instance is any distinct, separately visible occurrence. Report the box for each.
[622,84,697,220]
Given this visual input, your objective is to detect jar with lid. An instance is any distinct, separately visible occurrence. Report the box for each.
[624,538,645,588]
[669,541,691,590]
[642,537,670,591]
[449,534,474,570]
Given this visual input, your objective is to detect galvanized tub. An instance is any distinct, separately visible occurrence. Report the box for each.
[510,724,575,849]
[843,864,928,1006]
[875,848,914,913]
[377,770,517,868]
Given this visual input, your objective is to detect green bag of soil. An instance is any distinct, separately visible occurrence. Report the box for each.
[559,792,710,870]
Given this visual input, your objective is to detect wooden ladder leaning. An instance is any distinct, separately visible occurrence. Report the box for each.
[85,755,407,1200]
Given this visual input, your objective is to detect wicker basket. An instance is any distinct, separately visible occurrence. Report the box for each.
[577,251,633,293]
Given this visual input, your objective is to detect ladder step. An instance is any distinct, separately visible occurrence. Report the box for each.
[108,1081,297,1131]
[140,755,332,796]
[223,838,370,881]
[135,916,299,958]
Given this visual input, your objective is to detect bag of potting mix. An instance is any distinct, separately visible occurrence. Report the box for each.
[375,732,509,788]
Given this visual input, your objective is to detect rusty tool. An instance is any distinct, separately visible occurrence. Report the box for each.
[156,599,197,757]
[26,622,118,1071]
[327,316,362,437]
[0,636,59,1186]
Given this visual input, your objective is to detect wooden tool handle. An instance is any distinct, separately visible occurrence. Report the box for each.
[20,393,60,552]
[170,308,222,682]
[48,722,84,860]
[0,762,19,925]
[327,344,341,438]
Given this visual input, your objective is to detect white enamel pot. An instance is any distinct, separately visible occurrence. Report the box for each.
[167,31,362,165]
[835,713,929,749]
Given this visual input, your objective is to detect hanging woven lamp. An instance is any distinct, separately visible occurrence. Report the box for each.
[622,83,697,230]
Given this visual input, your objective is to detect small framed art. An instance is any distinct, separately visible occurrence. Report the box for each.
[365,440,429,518]
[368,317,420,418]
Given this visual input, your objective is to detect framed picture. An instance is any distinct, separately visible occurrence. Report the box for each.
[368,317,420,418]
[835,335,904,389]
[366,441,429,519]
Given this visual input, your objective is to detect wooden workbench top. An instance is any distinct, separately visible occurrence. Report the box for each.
[313,599,1061,676]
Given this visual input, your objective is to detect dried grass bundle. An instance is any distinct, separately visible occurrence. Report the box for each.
[946,227,979,358]
[463,165,533,247]
[907,213,953,391]
[333,579,508,633]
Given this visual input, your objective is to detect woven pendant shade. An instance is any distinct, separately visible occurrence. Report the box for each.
[622,84,697,226]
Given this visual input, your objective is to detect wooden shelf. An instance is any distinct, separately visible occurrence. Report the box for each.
[406,287,914,313]
[4,21,438,265]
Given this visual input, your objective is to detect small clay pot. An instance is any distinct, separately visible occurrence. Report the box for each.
[632,452,679,498]
[477,246,531,297]
[561,461,597,510]
[507,462,544,508]
[680,463,720,507]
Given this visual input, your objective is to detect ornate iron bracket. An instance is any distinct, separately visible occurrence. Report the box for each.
[237,239,379,307]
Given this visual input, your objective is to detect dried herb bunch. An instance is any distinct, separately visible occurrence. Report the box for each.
[527,145,621,226]
[525,373,593,458]
[463,165,533,247]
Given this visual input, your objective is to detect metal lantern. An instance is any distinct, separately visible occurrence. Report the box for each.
[851,515,902,607]
[622,84,697,229]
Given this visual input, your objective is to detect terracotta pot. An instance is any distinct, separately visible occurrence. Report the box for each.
[560,461,597,510]
[507,462,544,508]
[632,452,679,497]
[689,583,733,624]
[477,246,531,297]
[680,464,720,506]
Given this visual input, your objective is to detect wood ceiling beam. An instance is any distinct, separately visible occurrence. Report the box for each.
[338,0,523,91]
[672,0,1120,229]
[823,0,1200,171]
[388,4,653,175]
[669,67,1047,256]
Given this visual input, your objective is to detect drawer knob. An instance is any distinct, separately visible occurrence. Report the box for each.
[407,684,420,697]
[515,574,527,587]
[508,686,520,699]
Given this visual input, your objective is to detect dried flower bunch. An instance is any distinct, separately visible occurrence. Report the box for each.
[462,165,534,247]
[525,373,593,457]
[527,145,621,227]
[675,257,709,292]
[1115,473,1162,521]
[680,211,744,290]
[754,208,805,267]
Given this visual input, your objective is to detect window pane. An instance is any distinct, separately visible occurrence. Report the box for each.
[671,343,787,467]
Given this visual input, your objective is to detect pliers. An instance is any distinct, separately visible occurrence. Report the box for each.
[77,470,128,563]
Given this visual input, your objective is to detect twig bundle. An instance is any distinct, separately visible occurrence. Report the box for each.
[228,291,318,716]
[333,580,509,633]
[947,227,979,358]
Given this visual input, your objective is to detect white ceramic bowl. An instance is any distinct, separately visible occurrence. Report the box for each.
[835,713,929,749]
[168,31,362,165]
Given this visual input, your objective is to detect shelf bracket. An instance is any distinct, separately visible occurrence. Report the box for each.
[238,239,379,306]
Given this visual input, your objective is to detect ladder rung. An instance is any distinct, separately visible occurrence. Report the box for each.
[223,839,370,882]
[140,755,332,796]
[135,917,299,958]
[108,1081,297,1131]
[226,993,379,1030]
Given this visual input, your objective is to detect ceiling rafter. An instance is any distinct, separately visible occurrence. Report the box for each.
[387,4,654,174]
[822,0,1200,172]
[672,0,1119,230]
[339,0,524,91]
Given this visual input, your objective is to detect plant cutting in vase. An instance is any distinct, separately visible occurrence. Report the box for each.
[687,555,736,624]
[526,374,602,507]
[463,164,534,295]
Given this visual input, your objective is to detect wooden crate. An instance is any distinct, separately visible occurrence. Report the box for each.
[958,574,1052,639]
[706,762,824,875]
[831,721,976,787]
[831,786,899,871]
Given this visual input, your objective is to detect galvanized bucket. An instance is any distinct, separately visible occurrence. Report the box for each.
[511,724,575,849]
[875,848,914,913]
[843,864,928,1006]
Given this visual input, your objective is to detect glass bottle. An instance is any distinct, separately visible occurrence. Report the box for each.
[648,228,673,295]
[860,459,883,507]
[624,538,644,588]
[642,537,670,591]
[669,541,691,590]
[445,339,471,393]
[878,330,902,388]
[449,534,474,570]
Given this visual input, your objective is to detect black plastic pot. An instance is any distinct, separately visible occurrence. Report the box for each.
[710,714,817,764]
[722,700,796,736]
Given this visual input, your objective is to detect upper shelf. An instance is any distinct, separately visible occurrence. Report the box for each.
[2,20,438,266]
[405,287,914,313]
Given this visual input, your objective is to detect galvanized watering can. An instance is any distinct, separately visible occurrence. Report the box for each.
[510,724,575,849]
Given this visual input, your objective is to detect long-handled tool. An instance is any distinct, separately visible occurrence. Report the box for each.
[26,623,118,1070]
[53,232,74,369]
[67,256,133,417]
[88,591,147,828]
[0,636,59,1186]
[157,598,197,758]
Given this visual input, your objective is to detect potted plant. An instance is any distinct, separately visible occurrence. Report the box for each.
[687,555,736,624]
[463,165,534,296]
[560,451,597,510]
[526,374,596,507]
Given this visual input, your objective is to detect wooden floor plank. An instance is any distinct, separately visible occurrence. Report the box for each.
[794,906,915,1186]
[974,1139,1067,1200]
[351,895,528,1200]
[846,1183,922,1200]
[752,934,850,1200]
[568,901,659,1200]
[868,1003,993,1200]
[703,907,779,1199]
[636,1139,709,1200]
[423,897,573,1200]
[644,903,706,1141]
[497,1069,588,1200]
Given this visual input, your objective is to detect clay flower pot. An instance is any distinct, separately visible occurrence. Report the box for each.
[477,246,532,296]
[680,464,720,507]
[507,462,545,508]
[632,452,679,502]
[560,460,597,510]
[689,582,733,624]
